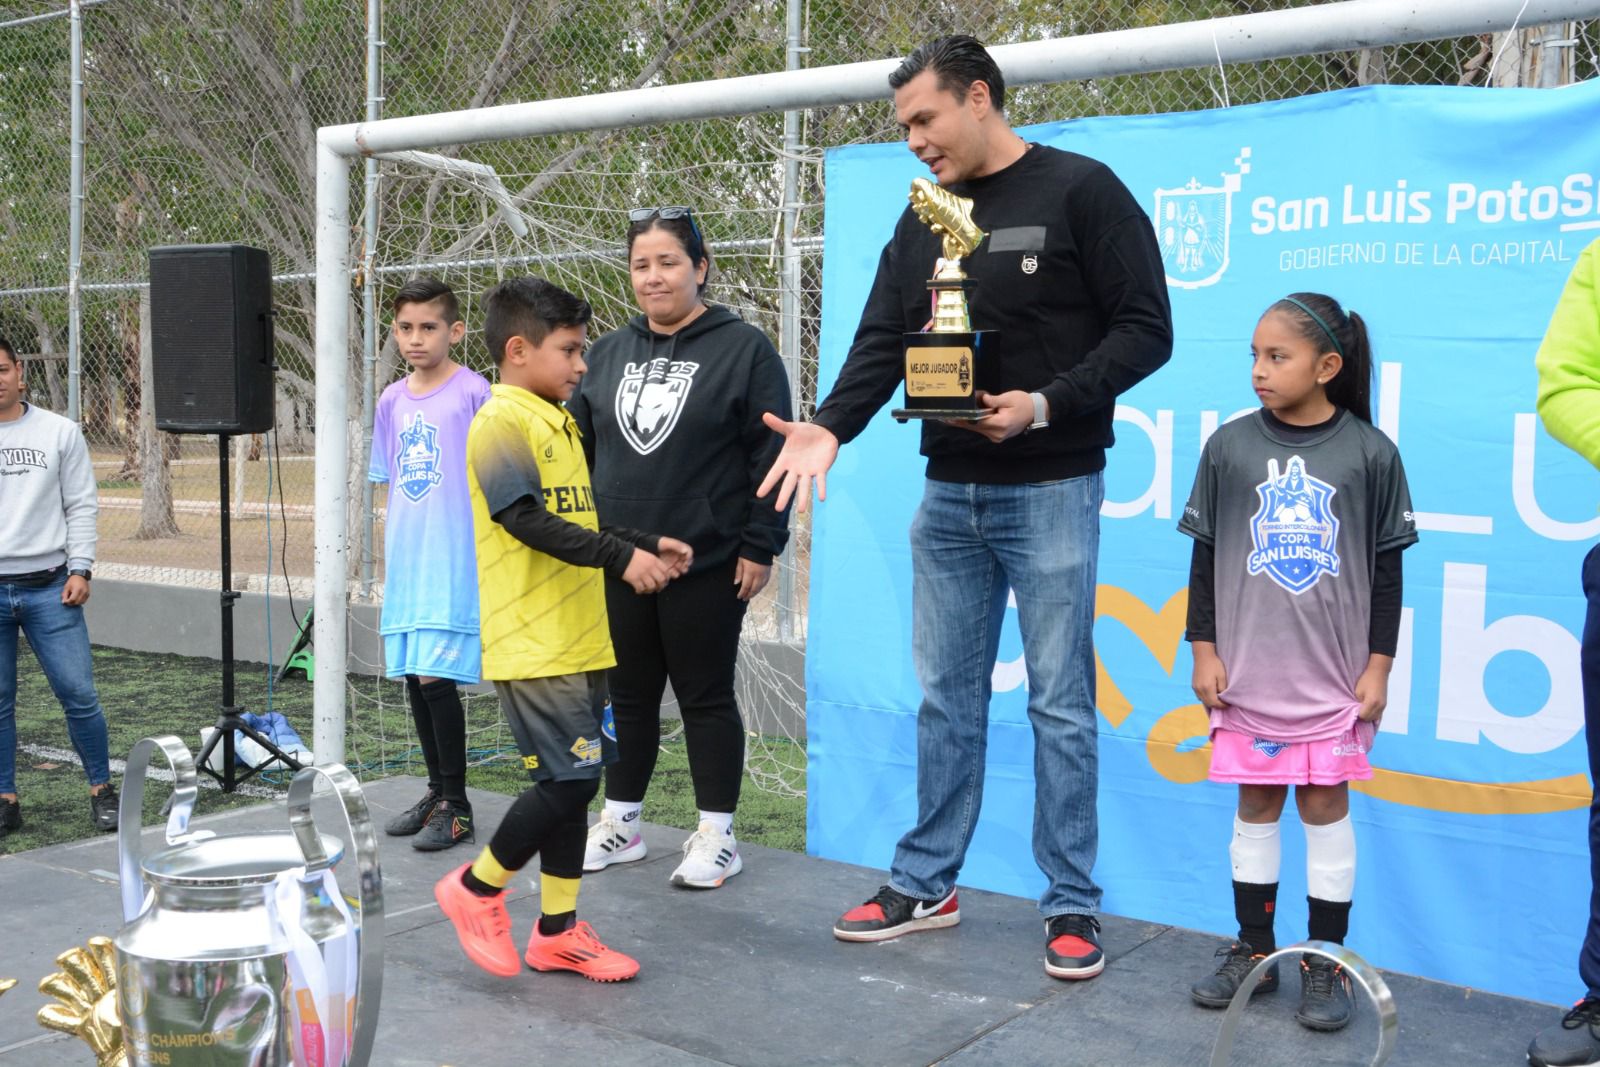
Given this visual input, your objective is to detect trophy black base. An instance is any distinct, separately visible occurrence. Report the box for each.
[895,329,995,423]
[891,408,992,423]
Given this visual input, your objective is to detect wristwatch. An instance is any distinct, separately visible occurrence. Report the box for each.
[1026,392,1050,433]
[68,568,91,581]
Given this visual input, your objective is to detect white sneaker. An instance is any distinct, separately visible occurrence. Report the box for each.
[583,809,646,872]
[670,821,743,889]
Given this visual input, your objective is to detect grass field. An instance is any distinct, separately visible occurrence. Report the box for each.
[2,640,807,856]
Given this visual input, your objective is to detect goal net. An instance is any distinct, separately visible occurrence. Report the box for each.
[340,117,825,800]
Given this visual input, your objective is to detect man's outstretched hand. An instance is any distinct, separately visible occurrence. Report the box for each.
[757,414,840,513]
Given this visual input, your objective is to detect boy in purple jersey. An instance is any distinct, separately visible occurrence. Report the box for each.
[1179,293,1416,1031]
[369,277,492,851]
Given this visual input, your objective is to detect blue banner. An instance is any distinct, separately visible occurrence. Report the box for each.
[809,81,1600,1005]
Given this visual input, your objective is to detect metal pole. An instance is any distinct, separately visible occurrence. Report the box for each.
[0,0,112,31]
[313,139,353,768]
[358,0,383,597]
[1537,21,1577,86]
[66,0,83,421]
[776,0,805,645]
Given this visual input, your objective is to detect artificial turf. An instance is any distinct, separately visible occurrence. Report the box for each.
[2,640,806,856]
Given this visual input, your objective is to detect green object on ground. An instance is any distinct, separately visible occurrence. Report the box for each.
[276,607,315,682]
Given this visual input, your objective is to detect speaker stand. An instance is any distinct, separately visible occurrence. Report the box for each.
[195,434,304,791]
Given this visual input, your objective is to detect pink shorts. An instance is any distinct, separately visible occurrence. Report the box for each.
[1208,722,1375,786]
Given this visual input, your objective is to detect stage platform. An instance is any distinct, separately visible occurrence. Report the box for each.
[0,776,1565,1066]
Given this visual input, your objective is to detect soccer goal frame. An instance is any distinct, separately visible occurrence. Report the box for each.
[310,0,1600,766]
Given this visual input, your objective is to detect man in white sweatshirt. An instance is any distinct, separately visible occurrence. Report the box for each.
[0,338,117,837]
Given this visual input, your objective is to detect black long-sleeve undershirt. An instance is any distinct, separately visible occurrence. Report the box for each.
[490,495,660,579]
[1185,540,1403,657]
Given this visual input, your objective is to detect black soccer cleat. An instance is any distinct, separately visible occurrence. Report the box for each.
[1191,941,1279,1008]
[413,800,474,851]
[385,788,440,837]
[1528,994,1600,1067]
[1295,955,1354,1031]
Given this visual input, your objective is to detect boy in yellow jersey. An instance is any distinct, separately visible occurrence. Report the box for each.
[434,276,692,982]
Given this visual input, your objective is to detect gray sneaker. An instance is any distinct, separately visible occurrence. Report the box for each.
[1529,995,1600,1067]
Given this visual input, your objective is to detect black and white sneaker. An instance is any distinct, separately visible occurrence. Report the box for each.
[385,788,440,837]
[0,796,20,838]
[90,784,119,833]
[1296,955,1354,1031]
[670,821,742,889]
[833,884,960,942]
[1529,994,1600,1067]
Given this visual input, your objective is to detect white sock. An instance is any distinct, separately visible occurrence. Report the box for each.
[1229,815,1282,884]
[605,799,642,827]
[1304,814,1356,901]
[698,810,734,835]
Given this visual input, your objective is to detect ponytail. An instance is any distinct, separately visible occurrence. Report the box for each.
[1270,292,1372,423]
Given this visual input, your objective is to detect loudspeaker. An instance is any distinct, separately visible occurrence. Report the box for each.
[150,244,275,434]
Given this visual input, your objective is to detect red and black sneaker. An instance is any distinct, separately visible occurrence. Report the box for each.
[1044,913,1105,980]
[833,885,959,942]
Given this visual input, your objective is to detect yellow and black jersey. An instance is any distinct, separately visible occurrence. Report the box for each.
[467,384,616,680]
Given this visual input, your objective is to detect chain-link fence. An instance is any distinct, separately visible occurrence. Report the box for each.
[4,0,1597,787]
[2,1,1592,584]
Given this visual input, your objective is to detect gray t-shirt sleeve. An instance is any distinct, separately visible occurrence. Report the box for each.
[1177,437,1219,545]
[1372,447,1419,552]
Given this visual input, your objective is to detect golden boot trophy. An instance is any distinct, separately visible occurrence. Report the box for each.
[892,177,997,421]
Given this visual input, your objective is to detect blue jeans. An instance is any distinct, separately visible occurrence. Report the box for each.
[889,473,1104,918]
[0,571,111,794]
[1579,543,1600,995]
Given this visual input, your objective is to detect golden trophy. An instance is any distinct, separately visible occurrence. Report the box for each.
[891,177,997,422]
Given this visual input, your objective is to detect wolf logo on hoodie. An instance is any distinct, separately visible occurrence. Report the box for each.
[615,358,700,455]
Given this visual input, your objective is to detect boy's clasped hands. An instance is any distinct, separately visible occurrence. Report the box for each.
[622,538,694,595]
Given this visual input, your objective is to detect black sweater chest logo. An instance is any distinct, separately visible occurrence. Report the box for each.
[614,360,701,456]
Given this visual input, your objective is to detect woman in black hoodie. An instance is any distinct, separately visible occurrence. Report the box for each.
[569,206,792,889]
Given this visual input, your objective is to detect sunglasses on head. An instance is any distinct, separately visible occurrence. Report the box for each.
[628,205,703,247]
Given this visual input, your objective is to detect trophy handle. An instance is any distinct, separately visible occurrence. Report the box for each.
[1208,939,1397,1066]
[286,763,384,1067]
[117,735,210,924]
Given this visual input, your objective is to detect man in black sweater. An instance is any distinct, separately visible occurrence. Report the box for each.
[760,35,1172,980]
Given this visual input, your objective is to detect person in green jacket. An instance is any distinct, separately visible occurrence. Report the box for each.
[1531,236,1600,1067]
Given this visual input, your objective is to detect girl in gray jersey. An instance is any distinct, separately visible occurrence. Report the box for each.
[1178,293,1417,1032]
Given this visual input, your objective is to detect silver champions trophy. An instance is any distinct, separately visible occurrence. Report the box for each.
[113,736,384,1066]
